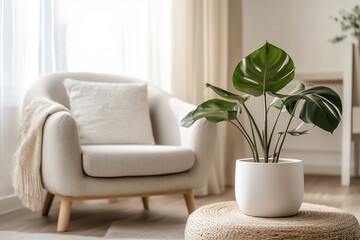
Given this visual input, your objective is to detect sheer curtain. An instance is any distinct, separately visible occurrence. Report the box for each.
[0,0,171,205]
[171,0,244,195]
[0,0,42,201]
[55,0,171,91]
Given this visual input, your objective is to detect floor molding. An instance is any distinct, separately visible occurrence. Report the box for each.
[0,194,22,215]
[303,163,340,175]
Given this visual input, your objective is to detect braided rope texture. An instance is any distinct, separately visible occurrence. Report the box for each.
[185,201,360,240]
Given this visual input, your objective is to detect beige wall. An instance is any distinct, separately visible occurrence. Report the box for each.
[225,0,245,185]
[242,0,358,74]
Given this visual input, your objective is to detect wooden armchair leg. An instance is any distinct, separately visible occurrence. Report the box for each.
[42,192,54,216]
[183,190,196,214]
[57,197,72,232]
[141,197,149,210]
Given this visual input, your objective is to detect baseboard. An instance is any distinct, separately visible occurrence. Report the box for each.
[278,148,342,176]
[303,163,340,175]
[0,194,23,215]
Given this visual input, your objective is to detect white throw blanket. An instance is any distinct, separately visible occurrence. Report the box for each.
[12,97,69,211]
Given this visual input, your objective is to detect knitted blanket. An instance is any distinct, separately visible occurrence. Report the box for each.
[12,97,69,211]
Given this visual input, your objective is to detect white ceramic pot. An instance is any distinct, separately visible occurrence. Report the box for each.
[235,158,304,217]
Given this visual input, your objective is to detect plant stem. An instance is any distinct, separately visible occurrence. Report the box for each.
[235,118,259,162]
[229,120,256,161]
[235,118,252,146]
[272,133,283,163]
[263,93,268,162]
[268,105,283,151]
[242,104,262,140]
[242,103,265,160]
[246,118,259,162]
[275,102,299,163]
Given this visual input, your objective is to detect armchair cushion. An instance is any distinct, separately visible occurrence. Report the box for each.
[81,145,195,177]
[63,79,155,145]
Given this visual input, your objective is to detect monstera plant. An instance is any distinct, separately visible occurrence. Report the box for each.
[180,42,342,163]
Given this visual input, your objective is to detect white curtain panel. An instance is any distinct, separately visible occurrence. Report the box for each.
[56,0,171,92]
[0,0,171,200]
[171,0,244,195]
[0,0,43,199]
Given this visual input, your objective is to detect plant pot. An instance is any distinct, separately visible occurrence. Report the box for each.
[235,158,304,217]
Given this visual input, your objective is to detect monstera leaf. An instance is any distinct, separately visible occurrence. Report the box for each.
[180,99,241,127]
[297,87,342,133]
[233,42,295,96]
[206,83,250,103]
[270,83,305,112]
[272,86,342,133]
[278,123,315,136]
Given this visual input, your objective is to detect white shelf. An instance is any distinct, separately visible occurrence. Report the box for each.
[294,72,343,84]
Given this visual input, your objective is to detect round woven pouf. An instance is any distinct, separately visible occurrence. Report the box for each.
[185,201,360,240]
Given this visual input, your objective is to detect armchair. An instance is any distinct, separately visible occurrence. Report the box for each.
[23,72,217,232]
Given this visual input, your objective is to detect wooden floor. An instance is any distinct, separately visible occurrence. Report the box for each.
[1,175,360,237]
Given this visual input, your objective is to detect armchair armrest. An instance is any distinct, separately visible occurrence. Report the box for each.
[158,95,218,188]
[177,103,217,188]
[41,111,84,196]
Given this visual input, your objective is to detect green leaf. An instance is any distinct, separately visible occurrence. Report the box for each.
[180,99,241,127]
[269,97,286,112]
[206,83,250,103]
[286,127,314,136]
[180,111,197,128]
[270,83,305,111]
[301,86,342,115]
[273,86,342,133]
[278,123,315,136]
[298,95,341,133]
[232,42,295,96]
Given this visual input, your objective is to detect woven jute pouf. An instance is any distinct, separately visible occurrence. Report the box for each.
[185,201,360,240]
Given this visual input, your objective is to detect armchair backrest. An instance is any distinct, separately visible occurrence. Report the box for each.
[23,72,183,145]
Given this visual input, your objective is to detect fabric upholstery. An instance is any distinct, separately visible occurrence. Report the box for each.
[82,145,195,177]
[23,72,217,197]
[41,111,216,197]
[23,72,180,145]
[12,97,69,211]
[63,79,155,145]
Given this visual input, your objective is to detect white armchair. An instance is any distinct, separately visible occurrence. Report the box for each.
[23,72,217,232]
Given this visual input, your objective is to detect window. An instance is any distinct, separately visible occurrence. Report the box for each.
[54,0,171,91]
[0,0,172,202]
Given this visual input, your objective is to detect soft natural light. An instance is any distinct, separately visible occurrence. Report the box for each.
[55,0,171,92]
[0,0,172,201]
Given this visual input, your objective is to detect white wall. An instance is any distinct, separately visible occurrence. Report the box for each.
[240,0,359,175]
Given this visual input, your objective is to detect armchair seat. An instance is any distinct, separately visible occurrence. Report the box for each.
[82,145,195,177]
